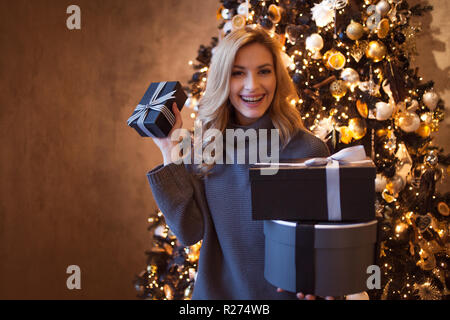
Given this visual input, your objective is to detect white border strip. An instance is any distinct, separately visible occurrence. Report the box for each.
[272,220,377,229]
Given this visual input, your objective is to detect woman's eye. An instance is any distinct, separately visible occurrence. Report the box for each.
[231,69,271,76]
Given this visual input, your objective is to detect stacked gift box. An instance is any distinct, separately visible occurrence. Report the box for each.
[249,145,379,297]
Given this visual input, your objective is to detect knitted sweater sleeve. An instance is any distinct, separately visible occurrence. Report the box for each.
[146,163,206,246]
[281,129,331,159]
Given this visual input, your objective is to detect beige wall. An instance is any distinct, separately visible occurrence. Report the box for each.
[0,0,218,299]
[0,0,448,299]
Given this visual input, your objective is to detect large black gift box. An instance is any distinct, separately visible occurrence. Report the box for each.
[249,158,376,222]
[264,219,378,297]
[127,81,187,138]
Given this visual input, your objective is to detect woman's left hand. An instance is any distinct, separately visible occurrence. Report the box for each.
[277,288,335,300]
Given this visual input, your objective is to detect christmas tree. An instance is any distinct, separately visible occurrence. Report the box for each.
[135,0,449,300]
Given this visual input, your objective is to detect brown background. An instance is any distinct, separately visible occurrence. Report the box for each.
[0,0,448,299]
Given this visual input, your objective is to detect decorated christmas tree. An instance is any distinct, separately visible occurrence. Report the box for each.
[133,210,201,300]
[135,0,449,300]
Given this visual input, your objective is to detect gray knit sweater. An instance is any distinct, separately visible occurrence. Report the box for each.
[147,111,330,300]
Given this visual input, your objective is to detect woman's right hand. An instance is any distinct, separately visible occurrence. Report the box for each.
[151,102,183,166]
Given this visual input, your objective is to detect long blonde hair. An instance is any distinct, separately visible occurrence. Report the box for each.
[196,25,305,176]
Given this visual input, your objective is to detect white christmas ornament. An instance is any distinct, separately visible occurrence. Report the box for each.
[306,33,324,51]
[340,68,360,87]
[395,143,412,184]
[238,2,250,17]
[376,0,391,16]
[398,112,420,132]
[221,8,232,20]
[311,0,348,28]
[312,116,335,141]
[375,173,387,192]
[422,91,439,110]
[375,101,394,121]
[223,21,233,34]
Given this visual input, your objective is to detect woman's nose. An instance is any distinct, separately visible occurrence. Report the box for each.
[244,73,259,90]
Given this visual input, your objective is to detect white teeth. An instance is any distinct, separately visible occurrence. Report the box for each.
[241,95,264,102]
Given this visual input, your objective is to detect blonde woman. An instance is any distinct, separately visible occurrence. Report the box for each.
[148,26,331,300]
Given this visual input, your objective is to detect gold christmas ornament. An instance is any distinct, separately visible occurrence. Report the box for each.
[395,220,408,236]
[328,51,346,70]
[416,123,431,138]
[346,20,365,40]
[382,189,396,203]
[231,14,246,31]
[437,202,449,216]
[420,112,433,124]
[329,80,348,100]
[397,112,421,132]
[356,100,368,118]
[339,126,353,144]
[376,128,389,137]
[350,41,368,62]
[376,18,390,39]
[348,117,367,140]
[322,49,333,66]
[365,41,387,62]
[413,280,442,300]
[320,49,346,70]
[187,243,201,262]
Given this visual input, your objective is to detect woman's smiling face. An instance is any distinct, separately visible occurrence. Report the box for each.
[229,42,276,126]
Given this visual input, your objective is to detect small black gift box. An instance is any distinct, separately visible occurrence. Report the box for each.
[264,219,378,297]
[127,81,187,138]
[249,147,376,222]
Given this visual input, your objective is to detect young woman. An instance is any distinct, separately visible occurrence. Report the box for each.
[148,26,332,300]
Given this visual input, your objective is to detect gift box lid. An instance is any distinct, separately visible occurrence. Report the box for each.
[264,220,378,249]
[250,157,376,181]
[138,81,185,106]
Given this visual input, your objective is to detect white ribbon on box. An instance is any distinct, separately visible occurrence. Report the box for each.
[256,145,374,221]
[127,81,176,137]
